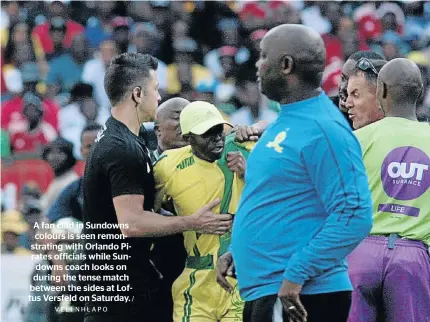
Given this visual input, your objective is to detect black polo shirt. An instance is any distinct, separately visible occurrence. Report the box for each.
[82,117,159,316]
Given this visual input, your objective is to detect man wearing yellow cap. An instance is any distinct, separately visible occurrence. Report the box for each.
[1,211,31,255]
[154,101,254,321]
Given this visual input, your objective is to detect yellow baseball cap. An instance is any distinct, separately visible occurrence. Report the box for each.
[180,101,233,135]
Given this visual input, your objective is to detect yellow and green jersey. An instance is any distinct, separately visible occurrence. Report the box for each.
[355,117,430,245]
[154,134,254,264]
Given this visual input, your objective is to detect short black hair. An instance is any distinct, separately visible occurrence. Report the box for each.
[236,64,257,87]
[82,122,103,134]
[81,122,103,141]
[349,51,385,62]
[104,53,158,106]
[71,83,94,101]
[41,137,76,173]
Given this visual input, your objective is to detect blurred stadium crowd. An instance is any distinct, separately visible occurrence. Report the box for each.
[1,0,430,319]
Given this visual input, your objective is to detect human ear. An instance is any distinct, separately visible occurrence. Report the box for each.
[281,55,294,75]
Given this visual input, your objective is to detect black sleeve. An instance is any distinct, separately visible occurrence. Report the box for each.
[104,144,148,198]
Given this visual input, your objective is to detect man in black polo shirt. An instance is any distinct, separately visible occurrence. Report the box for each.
[82,53,232,322]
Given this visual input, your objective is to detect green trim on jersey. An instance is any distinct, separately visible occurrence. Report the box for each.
[216,134,251,257]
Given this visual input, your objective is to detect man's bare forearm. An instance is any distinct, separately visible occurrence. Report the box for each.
[120,211,195,237]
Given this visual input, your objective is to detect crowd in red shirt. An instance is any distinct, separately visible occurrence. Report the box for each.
[1,1,429,157]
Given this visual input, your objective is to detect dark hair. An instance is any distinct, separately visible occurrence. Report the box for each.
[70,83,94,101]
[82,122,103,134]
[81,122,103,141]
[236,64,257,87]
[104,53,158,106]
[349,51,385,62]
[41,137,76,176]
[353,60,387,86]
[4,23,37,65]
[49,16,67,32]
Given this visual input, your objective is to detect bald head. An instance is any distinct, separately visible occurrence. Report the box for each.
[258,24,326,102]
[155,97,190,151]
[156,97,190,122]
[378,58,423,105]
[267,25,325,78]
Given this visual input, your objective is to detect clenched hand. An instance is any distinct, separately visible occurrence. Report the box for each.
[227,152,246,178]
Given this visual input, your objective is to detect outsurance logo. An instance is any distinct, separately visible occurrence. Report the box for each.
[381,146,430,200]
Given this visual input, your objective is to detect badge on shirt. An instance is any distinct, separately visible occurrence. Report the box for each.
[267,129,289,153]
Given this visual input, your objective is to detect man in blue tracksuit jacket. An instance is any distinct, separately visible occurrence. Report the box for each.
[216,24,373,322]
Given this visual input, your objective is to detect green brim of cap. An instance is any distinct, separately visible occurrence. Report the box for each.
[188,119,233,135]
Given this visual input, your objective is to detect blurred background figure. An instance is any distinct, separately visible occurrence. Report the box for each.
[47,123,103,224]
[111,16,131,54]
[1,129,12,158]
[229,77,278,125]
[32,0,84,58]
[1,182,42,252]
[85,1,116,49]
[17,183,43,250]
[45,34,90,104]
[1,212,30,255]
[214,45,239,104]
[126,1,152,24]
[47,16,68,59]
[59,83,108,159]
[2,86,59,153]
[408,51,430,122]
[8,93,57,154]
[204,17,249,79]
[129,22,168,95]
[167,37,214,97]
[81,39,118,111]
[3,22,47,83]
[40,137,77,213]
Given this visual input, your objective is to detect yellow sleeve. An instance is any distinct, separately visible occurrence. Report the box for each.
[153,154,170,212]
[192,64,215,88]
[32,35,45,60]
[166,64,180,94]
[1,29,8,48]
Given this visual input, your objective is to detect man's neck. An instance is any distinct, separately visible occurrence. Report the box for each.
[156,145,165,155]
[111,104,143,136]
[279,87,321,105]
[119,43,128,54]
[386,103,418,121]
[192,149,216,163]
